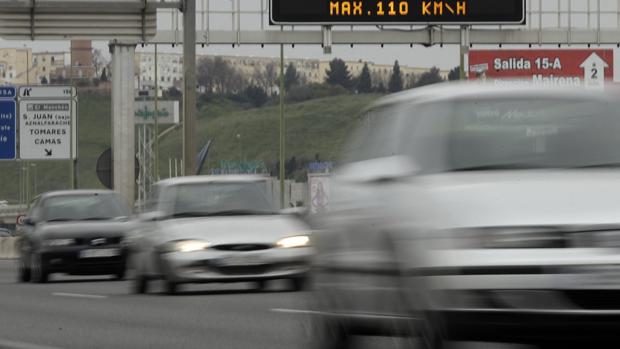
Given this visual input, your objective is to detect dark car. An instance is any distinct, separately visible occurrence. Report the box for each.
[16,190,132,283]
[0,228,12,237]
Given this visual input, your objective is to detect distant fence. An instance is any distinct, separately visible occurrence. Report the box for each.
[0,237,18,259]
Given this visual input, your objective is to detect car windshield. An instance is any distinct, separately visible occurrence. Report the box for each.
[172,181,276,216]
[43,194,129,222]
[399,97,620,173]
[441,97,620,171]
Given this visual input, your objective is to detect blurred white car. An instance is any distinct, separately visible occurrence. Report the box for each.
[128,175,313,295]
[311,82,620,348]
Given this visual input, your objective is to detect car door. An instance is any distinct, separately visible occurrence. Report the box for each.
[314,104,412,319]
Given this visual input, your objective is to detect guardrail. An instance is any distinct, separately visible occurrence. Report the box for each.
[0,237,18,259]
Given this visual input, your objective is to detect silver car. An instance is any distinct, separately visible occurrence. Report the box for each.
[311,82,620,348]
[128,175,313,295]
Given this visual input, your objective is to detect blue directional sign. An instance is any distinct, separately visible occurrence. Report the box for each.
[0,86,16,99]
[0,98,16,160]
[0,86,16,160]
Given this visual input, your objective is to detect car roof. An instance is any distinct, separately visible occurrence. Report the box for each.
[39,189,117,199]
[155,175,268,187]
[369,81,611,111]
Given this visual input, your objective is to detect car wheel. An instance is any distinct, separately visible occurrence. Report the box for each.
[290,277,306,292]
[17,257,31,282]
[254,280,267,291]
[114,269,126,281]
[164,279,179,295]
[132,272,149,294]
[30,253,48,283]
[416,314,445,349]
[310,313,351,349]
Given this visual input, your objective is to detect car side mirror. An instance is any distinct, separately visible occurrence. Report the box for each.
[140,211,166,222]
[336,155,419,183]
[18,216,34,226]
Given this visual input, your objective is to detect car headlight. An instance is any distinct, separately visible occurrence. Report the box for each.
[44,238,75,247]
[162,239,211,253]
[276,235,310,248]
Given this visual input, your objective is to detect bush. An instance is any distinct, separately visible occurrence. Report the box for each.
[286,83,349,103]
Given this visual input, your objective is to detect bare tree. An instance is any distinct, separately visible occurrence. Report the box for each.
[92,49,106,76]
[197,56,215,92]
[264,62,278,94]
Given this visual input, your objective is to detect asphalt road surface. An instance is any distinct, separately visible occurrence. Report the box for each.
[0,259,317,349]
[0,260,530,349]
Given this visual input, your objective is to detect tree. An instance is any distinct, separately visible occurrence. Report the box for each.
[100,67,108,82]
[414,67,445,87]
[264,62,278,95]
[284,62,300,91]
[448,66,460,81]
[325,58,352,89]
[40,76,48,84]
[376,82,386,93]
[356,63,372,93]
[92,49,106,77]
[243,85,269,107]
[388,60,404,93]
[197,57,215,92]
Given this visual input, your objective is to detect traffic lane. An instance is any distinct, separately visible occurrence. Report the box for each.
[0,260,312,349]
[0,261,533,349]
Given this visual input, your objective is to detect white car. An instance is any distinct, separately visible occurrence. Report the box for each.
[128,175,313,295]
[311,82,620,348]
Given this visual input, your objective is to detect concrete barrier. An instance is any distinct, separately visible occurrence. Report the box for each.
[0,237,18,259]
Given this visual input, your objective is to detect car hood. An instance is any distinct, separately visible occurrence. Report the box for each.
[157,215,310,245]
[412,169,620,229]
[37,220,133,239]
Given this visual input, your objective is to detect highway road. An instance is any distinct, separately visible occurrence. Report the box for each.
[0,259,315,349]
[0,260,528,349]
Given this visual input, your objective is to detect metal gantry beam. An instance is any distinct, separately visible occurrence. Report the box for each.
[147,28,620,46]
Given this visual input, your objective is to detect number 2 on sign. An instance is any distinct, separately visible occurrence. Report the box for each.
[591,67,599,80]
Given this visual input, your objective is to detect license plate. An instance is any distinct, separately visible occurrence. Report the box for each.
[218,254,264,267]
[79,248,120,259]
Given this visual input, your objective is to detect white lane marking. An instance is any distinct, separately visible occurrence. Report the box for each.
[0,338,65,349]
[51,292,107,299]
[270,308,319,315]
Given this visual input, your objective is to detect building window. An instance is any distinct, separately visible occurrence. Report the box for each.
[42,67,46,72]
[42,57,46,62]
[51,56,55,64]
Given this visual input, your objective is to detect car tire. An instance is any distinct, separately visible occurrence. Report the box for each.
[164,279,179,295]
[114,269,126,281]
[290,277,306,292]
[254,280,267,291]
[310,314,351,349]
[17,257,31,282]
[132,271,149,294]
[416,314,445,349]
[30,253,48,284]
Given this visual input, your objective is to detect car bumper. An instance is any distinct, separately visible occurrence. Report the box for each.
[417,248,620,343]
[158,247,312,283]
[40,247,127,275]
[437,308,620,344]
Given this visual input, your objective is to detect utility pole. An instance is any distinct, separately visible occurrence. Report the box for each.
[279,44,285,208]
[459,25,470,80]
[154,43,159,181]
[182,0,197,176]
